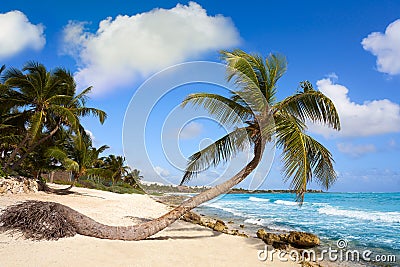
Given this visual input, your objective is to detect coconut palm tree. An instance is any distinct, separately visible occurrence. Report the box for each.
[46,132,109,186]
[101,155,131,185]
[1,50,340,241]
[124,169,143,187]
[0,62,106,171]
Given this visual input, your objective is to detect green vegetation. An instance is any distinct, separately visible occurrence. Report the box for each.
[0,62,143,193]
[54,179,145,194]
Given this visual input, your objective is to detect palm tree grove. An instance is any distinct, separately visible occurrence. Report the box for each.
[0,50,341,241]
[0,62,143,193]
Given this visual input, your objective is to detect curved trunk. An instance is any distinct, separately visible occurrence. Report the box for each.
[38,180,74,194]
[3,134,29,170]
[10,124,60,171]
[55,141,264,240]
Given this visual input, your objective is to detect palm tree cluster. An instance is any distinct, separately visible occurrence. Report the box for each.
[0,62,141,189]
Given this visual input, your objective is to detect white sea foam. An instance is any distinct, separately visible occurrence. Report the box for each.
[203,202,245,217]
[318,206,400,223]
[274,200,299,206]
[248,196,270,202]
[244,218,296,231]
[244,218,267,226]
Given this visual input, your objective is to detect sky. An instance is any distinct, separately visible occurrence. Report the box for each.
[1,0,399,192]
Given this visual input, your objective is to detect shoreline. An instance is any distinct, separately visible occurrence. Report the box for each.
[1,186,393,267]
[0,185,302,267]
[151,195,367,267]
[155,193,390,267]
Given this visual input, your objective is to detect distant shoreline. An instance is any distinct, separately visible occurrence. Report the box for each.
[228,189,324,194]
[140,182,324,194]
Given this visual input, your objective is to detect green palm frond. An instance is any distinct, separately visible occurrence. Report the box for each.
[305,136,337,189]
[46,147,68,161]
[73,86,92,106]
[28,111,44,141]
[220,50,260,88]
[74,107,107,124]
[275,112,337,202]
[275,81,340,130]
[181,127,252,184]
[181,93,254,127]
[50,105,79,130]
[221,50,267,113]
[275,112,310,202]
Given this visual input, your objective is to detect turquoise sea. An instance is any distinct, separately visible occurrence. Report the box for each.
[195,192,400,265]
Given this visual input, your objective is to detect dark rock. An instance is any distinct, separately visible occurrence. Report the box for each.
[237,232,248,238]
[272,241,289,250]
[229,229,239,235]
[181,211,201,224]
[287,231,320,248]
[213,220,227,232]
[256,229,281,245]
[227,220,234,224]
[239,224,245,228]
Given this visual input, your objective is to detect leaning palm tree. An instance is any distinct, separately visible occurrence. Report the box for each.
[124,169,144,188]
[0,62,106,172]
[0,50,340,241]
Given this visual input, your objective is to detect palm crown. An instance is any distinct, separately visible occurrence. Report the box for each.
[181,50,340,202]
[0,61,106,171]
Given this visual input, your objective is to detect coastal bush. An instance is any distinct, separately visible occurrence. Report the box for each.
[53,179,144,194]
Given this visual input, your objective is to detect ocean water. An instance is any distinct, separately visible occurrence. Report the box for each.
[195,193,400,264]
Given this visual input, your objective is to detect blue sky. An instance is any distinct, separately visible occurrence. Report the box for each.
[1,0,399,192]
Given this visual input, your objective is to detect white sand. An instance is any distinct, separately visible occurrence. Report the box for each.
[0,186,300,267]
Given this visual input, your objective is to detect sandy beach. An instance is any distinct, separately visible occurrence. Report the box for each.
[0,186,300,267]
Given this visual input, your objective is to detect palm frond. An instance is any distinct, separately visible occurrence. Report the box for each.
[275,112,337,202]
[264,53,287,103]
[28,111,44,141]
[275,81,340,130]
[74,107,107,124]
[181,93,253,127]
[275,112,311,203]
[181,127,252,184]
[220,50,267,113]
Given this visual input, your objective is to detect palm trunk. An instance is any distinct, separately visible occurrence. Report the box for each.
[3,134,29,170]
[54,140,264,240]
[10,125,60,171]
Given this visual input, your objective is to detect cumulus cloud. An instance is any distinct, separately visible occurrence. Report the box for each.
[61,2,240,96]
[154,166,170,177]
[0,10,45,59]
[179,121,203,139]
[362,19,400,75]
[308,78,400,137]
[85,129,95,141]
[337,143,376,158]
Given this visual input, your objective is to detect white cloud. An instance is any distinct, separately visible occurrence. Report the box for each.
[61,2,240,96]
[337,143,376,157]
[154,166,170,177]
[0,11,45,59]
[85,129,95,141]
[179,121,203,139]
[309,78,400,137]
[362,19,400,75]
